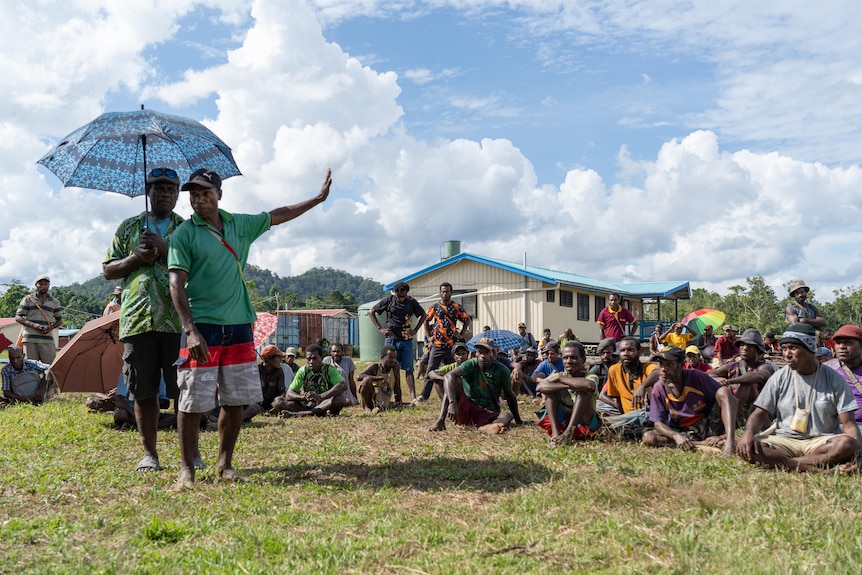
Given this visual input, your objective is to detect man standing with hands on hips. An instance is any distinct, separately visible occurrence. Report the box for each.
[169,167,332,489]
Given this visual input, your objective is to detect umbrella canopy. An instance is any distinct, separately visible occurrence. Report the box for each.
[467,329,525,353]
[253,312,278,350]
[681,309,726,335]
[37,108,241,198]
[51,314,123,394]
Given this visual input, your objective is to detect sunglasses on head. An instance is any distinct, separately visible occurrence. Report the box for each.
[149,168,179,180]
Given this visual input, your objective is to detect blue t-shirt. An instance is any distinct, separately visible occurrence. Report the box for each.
[534,358,564,379]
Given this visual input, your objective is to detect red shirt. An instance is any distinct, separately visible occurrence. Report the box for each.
[714,336,737,360]
[597,306,636,341]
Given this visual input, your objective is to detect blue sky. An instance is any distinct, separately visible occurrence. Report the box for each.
[2,0,862,303]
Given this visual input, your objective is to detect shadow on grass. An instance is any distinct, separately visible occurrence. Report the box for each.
[254,457,556,492]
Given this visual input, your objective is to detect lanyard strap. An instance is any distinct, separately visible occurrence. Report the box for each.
[205,228,243,278]
[840,362,862,396]
[793,366,819,411]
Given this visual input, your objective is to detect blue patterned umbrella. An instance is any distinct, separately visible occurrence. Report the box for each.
[36,108,241,198]
[467,329,526,353]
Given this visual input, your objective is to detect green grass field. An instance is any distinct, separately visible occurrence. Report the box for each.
[2,390,861,575]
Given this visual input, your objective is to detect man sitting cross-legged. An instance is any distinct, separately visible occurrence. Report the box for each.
[709,328,774,425]
[357,344,401,413]
[737,324,862,473]
[535,341,601,445]
[269,344,349,417]
[642,346,738,457]
[428,337,523,434]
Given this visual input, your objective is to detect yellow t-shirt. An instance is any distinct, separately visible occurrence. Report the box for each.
[662,332,693,349]
[606,362,657,413]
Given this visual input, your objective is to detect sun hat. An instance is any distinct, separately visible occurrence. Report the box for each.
[597,337,618,355]
[734,328,767,352]
[452,342,468,353]
[685,345,700,355]
[474,337,495,351]
[788,280,810,295]
[35,274,50,284]
[285,347,297,357]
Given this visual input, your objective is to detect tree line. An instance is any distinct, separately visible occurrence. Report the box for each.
[0,266,384,329]
[663,276,862,335]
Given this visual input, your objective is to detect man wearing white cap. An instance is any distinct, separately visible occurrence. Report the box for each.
[15,275,62,363]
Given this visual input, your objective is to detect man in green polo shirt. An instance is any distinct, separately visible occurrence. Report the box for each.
[429,337,523,434]
[169,167,331,489]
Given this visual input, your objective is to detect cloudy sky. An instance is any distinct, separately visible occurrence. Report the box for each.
[2,0,861,303]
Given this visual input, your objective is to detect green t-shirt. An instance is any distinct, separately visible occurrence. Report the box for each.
[168,209,270,325]
[104,212,184,340]
[290,365,345,394]
[458,358,512,411]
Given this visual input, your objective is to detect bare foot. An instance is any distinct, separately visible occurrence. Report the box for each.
[215,466,242,483]
[172,469,194,492]
[478,422,506,435]
[838,461,859,475]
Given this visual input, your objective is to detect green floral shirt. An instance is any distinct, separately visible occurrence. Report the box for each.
[104,212,184,340]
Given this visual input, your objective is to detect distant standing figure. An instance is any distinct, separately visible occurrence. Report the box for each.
[649,323,664,356]
[103,285,123,316]
[417,282,471,404]
[517,322,537,352]
[785,280,826,329]
[597,293,638,342]
[370,281,426,403]
[15,275,62,363]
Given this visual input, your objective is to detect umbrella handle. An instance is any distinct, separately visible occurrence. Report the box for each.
[141,134,150,226]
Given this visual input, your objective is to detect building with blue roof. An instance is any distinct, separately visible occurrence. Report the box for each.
[371,243,690,348]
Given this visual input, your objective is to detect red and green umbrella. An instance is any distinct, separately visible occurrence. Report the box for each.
[681,309,725,334]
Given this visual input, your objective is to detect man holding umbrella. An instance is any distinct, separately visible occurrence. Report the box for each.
[103,167,185,473]
[169,167,331,488]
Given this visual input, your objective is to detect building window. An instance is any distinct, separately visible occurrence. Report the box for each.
[577,294,589,321]
[560,290,573,308]
[595,295,606,320]
[546,290,555,303]
[454,291,478,318]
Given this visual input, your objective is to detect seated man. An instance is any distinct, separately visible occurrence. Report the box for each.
[1,346,51,405]
[271,344,349,417]
[259,345,287,413]
[429,337,523,434]
[590,338,619,415]
[324,342,358,405]
[512,347,540,396]
[695,325,717,360]
[425,342,469,388]
[684,345,711,372]
[357,344,401,412]
[737,324,862,472]
[642,346,738,457]
[536,341,601,445]
[660,322,693,349]
[824,324,862,435]
[601,336,658,438]
[531,341,564,387]
[709,328,774,424]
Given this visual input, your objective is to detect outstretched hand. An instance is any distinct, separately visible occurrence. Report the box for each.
[317,168,332,203]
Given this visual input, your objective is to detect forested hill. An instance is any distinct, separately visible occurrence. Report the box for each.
[242,265,384,305]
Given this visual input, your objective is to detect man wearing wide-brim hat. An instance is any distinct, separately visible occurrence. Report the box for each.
[784,279,826,329]
[737,323,862,472]
[824,324,862,435]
